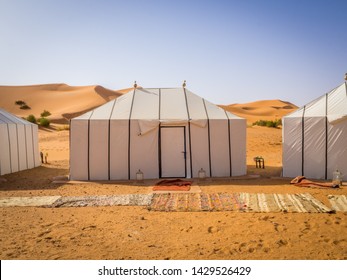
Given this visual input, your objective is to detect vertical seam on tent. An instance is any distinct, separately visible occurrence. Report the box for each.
[88,110,95,180]
[69,119,72,178]
[0,126,1,175]
[16,124,20,171]
[6,124,13,173]
[31,125,35,167]
[183,88,193,178]
[0,128,1,175]
[224,111,232,177]
[158,89,162,178]
[24,124,28,170]
[108,99,118,180]
[202,99,212,177]
[158,126,162,178]
[301,106,306,176]
[128,89,136,180]
[325,93,328,180]
[183,126,187,178]
[158,88,161,120]
[108,118,111,180]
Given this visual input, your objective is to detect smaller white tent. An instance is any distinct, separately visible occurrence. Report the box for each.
[282,82,347,179]
[0,109,40,176]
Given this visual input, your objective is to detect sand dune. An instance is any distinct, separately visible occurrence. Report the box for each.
[220,99,298,124]
[1,84,298,126]
[0,84,132,123]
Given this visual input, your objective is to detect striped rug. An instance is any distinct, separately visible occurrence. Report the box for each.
[328,195,347,212]
[148,193,333,213]
[239,193,332,213]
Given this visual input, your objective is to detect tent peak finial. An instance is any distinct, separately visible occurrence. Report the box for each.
[134,81,137,88]
[344,73,347,81]
[182,80,186,88]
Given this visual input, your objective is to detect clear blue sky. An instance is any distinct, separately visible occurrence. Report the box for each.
[1,0,346,106]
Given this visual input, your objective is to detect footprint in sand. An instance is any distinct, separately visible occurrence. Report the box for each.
[207,226,220,233]
[276,239,288,247]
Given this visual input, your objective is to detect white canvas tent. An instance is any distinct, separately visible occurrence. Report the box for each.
[70,88,246,180]
[283,82,347,179]
[0,108,40,176]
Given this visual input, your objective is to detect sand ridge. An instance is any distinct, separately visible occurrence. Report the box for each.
[220,99,298,125]
[0,84,132,123]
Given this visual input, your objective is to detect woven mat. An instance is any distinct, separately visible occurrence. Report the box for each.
[0,196,61,207]
[148,193,333,213]
[240,193,332,213]
[328,195,347,212]
[148,193,245,212]
[48,194,153,208]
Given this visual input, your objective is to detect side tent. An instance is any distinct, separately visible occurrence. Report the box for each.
[70,88,246,180]
[282,82,347,179]
[0,108,40,176]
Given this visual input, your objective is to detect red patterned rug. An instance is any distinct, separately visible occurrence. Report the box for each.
[153,179,192,191]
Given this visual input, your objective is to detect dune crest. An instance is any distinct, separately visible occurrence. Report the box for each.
[0,84,132,123]
[220,99,298,124]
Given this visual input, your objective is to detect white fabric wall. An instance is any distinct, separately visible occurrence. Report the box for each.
[89,120,109,180]
[8,124,19,173]
[230,118,247,176]
[282,117,303,178]
[110,119,129,180]
[209,119,230,177]
[190,124,210,177]
[0,124,11,175]
[327,120,347,180]
[17,124,27,171]
[303,117,326,179]
[129,120,159,179]
[70,120,89,180]
[0,122,40,176]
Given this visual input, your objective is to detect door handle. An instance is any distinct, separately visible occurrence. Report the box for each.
[181,151,186,159]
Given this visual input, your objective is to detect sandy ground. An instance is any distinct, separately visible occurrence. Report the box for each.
[1,126,346,260]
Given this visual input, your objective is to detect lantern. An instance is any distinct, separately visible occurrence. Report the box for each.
[332,170,343,186]
[198,168,206,179]
[136,169,144,182]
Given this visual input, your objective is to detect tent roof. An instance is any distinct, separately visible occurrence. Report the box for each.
[0,108,34,125]
[284,82,347,124]
[74,88,243,121]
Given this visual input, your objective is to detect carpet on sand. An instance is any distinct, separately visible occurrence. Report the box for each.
[149,193,244,212]
[153,179,192,191]
[48,194,153,208]
[239,193,332,213]
[328,195,347,212]
[148,193,333,213]
[0,196,61,207]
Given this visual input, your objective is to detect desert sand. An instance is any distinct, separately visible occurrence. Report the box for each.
[0,85,346,260]
[0,84,132,122]
[221,99,298,125]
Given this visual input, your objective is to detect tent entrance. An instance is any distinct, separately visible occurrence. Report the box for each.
[159,126,186,178]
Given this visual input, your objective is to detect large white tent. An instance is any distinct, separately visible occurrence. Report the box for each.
[70,88,246,180]
[0,108,40,176]
[283,82,347,179]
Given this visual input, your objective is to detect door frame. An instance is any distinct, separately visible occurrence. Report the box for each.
[159,126,187,178]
